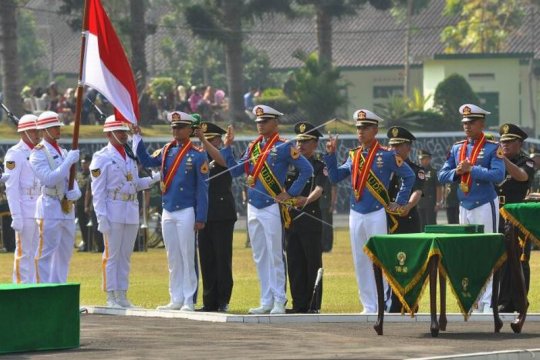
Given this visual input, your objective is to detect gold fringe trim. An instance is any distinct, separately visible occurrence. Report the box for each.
[364,246,441,316]
[438,251,507,321]
[500,208,540,248]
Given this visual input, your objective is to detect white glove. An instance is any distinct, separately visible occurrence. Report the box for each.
[65,150,80,166]
[97,216,110,234]
[66,188,82,201]
[11,217,23,233]
[151,170,161,183]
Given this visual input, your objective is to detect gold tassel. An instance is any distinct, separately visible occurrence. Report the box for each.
[61,198,72,214]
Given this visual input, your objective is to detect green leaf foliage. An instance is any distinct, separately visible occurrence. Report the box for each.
[433,73,479,131]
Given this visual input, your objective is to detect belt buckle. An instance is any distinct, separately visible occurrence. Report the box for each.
[499,195,506,205]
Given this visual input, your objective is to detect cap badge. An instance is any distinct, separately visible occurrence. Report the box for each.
[462,106,471,116]
[201,123,208,132]
[171,112,181,121]
[391,127,399,138]
[299,123,306,133]
[358,111,366,120]
[502,124,509,134]
[255,107,264,117]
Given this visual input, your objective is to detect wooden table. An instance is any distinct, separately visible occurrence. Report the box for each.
[365,232,512,337]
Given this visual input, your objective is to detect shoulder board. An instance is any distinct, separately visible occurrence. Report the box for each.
[417,169,426,180]
[454,140,466,145]
[380,145,391,151]
[350,146,361,152]
[151,148,163,158]
[525,159,535,168]
[486,139,499,144]
[279,137,287,143]
[34,144,44,150]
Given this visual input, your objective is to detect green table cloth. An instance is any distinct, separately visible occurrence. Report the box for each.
[365,233,506,319]
[501,202,540,247]
[0,283,80,354]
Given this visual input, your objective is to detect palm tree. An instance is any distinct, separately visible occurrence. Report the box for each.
[0,0,23,119]
[184,0,294,123]
[296,0,393,68]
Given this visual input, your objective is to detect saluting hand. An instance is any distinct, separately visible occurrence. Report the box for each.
[326,133,338,154]
[193,128,205,142]
[223,125,235,147]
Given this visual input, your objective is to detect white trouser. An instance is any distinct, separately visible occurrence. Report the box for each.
[459,197,499,308]
[13,218,39,284]
[35,218,76,283]
[349,208,390,313]
[162,208,197,306]
[102,222,138,292]
[247,203,286,307]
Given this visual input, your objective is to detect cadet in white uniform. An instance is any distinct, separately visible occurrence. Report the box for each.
[29,111,81,283]
[90,115,160,308]
[4,115,41,283]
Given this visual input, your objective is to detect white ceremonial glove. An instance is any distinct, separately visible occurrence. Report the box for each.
[11,217,23,233]
[151,170,161,184]
[97,216,110,234]
[66,188,82,201]
[65,150,80,166]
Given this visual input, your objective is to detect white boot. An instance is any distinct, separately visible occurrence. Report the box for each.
[106,291,121,308]
[115,290,134,308]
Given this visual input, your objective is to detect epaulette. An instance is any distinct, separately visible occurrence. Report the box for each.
[151,148,163,158]
[279,137,287,143]
[486,139,499,144]
[454,140,466,144]
[380,145,391,151]
[34,144,44,150]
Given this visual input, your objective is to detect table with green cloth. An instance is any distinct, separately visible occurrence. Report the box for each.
[364,232,506,337]
[0,283,80,354]
[499,201,540,333]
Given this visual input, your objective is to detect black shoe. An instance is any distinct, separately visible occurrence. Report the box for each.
[217,304,229,313]
[196,306,218,312]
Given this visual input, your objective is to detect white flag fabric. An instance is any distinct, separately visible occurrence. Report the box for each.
[81,0,139,124]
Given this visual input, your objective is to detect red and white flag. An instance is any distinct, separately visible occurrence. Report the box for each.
[81,0,139,124]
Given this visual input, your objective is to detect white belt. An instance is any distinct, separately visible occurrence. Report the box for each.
[108,191,137,202]
[43,187,63,198]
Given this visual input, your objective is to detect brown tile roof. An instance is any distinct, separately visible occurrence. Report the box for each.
[25,0,539,75]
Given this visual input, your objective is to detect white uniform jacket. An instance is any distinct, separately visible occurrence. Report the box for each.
[90,143,156,225]
[29,140,80,220]
[4,140,41,220]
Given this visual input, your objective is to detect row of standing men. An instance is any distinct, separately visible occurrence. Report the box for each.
[4,103,535,314]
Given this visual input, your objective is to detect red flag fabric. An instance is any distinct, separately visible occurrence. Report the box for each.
[81,0,140,124]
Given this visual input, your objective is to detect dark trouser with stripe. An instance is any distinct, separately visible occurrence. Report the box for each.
[497,219,531,312]
[286,227,323,312]
[198,220,235,310]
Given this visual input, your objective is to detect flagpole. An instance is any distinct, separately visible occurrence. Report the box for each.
[69,0,91,190]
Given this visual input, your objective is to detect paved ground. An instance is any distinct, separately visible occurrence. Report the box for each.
[6,314,540,360]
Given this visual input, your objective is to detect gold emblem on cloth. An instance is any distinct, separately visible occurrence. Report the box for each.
[357,111,366,120]
[255,107,264,117]
[502,124,509,134]
[391,127,399,138]
[299,123,306,133]
[126,172,133,181]
[247,175,256,187]
[459,182,469,192]
[462,106,471,115]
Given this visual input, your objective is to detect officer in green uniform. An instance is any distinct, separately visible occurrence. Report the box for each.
[417,150,442,230]
[496,123,536,313]
[386,126,425,313]
[284,122,326,313]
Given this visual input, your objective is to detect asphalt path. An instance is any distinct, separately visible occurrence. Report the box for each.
[6,314,540,360]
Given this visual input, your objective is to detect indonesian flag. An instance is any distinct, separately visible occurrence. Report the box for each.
[81,0,139,124]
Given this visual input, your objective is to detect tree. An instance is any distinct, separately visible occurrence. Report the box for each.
[390,0,430,98]
[433,73,479,130]
[17,8,47,87]
[0,0,23,119]
[292,51,347,125]
[183,0,294,123]
[441,0,524,53]
[296,0,393,68]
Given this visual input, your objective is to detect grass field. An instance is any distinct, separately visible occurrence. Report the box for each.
[0,228,538,314]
